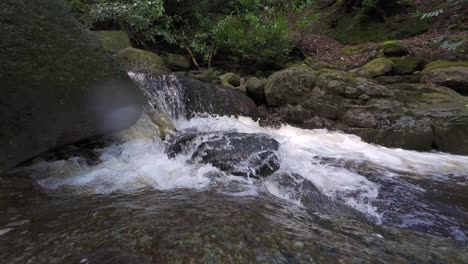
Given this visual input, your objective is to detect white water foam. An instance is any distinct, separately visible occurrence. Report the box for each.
[17,115,468,221]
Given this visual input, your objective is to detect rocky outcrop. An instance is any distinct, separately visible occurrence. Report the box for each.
[115,48,170,75]
[264,66,316,107]
[178,77,259,119]
[421,61,468,96]
[95,31,132,53]
[0,0,143,172]
[263,68,468,154]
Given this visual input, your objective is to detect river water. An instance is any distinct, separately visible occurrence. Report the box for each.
[1,74,468,263]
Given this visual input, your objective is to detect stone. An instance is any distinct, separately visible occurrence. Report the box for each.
[95,31,132,53]
[360,58,394,77]
[177,77,260,119]
[264,66,317,107]
[421,61,468,95]
[246,77,267,105]
[392,56,424,75]
[167,131,280,178]
[114,48,170,75]
[379,40,407,57]
[162,53,191,70]
[0,0,143,172]
[219,72,242,88]
[375,74,421,85]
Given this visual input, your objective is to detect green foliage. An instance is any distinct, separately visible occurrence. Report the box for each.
[211,13,291,64]
[65,0,316,65]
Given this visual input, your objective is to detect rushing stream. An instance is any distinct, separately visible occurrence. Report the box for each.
[1,74,468,263]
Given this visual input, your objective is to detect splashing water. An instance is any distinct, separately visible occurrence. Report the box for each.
[14,74,468,241]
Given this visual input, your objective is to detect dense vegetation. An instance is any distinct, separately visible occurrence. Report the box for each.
[67,0,466,66]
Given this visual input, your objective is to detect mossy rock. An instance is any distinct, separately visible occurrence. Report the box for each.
[95,31,132,53]
[0,0,143,171]
[391,56,424,75]
[423,61,468,72]
[114,48,169,75]
[422,61,468,95]
[162,53,191,70]
[360,58,394,77]
[264,66,317,107]
[220,72,241,87]
[379,40,407,57]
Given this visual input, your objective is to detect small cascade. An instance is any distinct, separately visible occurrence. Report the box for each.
[128,73,186,137]
[13,72,468,242]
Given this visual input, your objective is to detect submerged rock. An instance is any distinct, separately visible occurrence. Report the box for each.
[0,0,143,172]
[266,173,367,221]
[167,131,280,178]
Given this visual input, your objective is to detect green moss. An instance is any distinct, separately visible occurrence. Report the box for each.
[316,68,340,76]
[114,47,169,75]
[392,56,424,75]
[95,31,132,53]
[361,58,394,77]
[424,61,468,72]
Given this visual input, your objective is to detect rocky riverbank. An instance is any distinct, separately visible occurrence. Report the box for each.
[98,30,468,155]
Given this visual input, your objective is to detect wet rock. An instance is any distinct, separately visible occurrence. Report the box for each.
[421,61,468,95]
[264,66,317,107]
[246,77,267,105]
[359,58,394,77]
[0,0,143,171]
[167,132,280,178]
[277,105,312,125]
[178,77,260,119]
[95,31,132,53]
[266,173,367,221]
[162,53,191,70]
[433,114,468,155]
[114,48,169,75]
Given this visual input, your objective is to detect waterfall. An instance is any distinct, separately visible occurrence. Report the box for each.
[14,72,468,241]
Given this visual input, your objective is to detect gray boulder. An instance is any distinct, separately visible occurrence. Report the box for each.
[95,31,132,53]
[264,66,317,107]
[167,131,280,178]
[0,0,143,172]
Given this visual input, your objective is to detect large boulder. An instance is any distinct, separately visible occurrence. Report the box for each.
[178,77,259,119]
[95,31,132,53]
[0,0,143,172]
[114,48,170,75]
[264,66,317,107]
[421,61,468,95]
[273,70,468,154]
